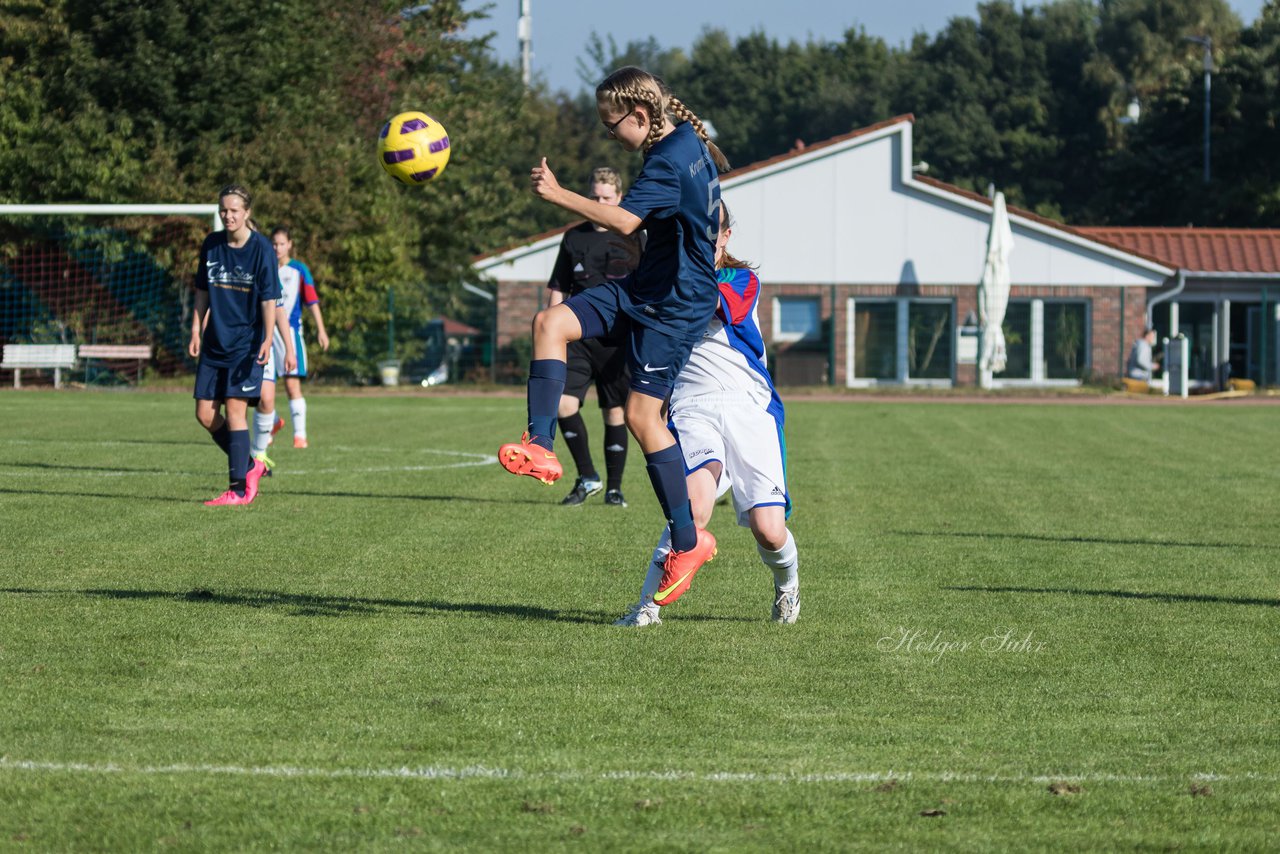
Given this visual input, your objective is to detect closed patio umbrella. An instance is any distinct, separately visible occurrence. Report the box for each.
[978,191,1014,388]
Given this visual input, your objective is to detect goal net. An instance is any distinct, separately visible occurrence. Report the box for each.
[0,204,217,379]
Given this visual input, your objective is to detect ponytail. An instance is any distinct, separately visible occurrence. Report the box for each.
[597,66,730,172]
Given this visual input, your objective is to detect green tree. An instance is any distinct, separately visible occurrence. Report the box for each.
[0,0,561,379]
[1203,0,1280,224]
[1091,0,1277,225]
[672,27,898,169]
[893,1,1099,218]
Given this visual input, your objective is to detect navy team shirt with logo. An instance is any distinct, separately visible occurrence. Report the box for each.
[194,231,282,366]
[618,121,721,333]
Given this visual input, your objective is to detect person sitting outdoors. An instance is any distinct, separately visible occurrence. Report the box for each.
[1125,326,1159,382]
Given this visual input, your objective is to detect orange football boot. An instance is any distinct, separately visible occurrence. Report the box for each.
[498,433,563,484]
[203,489,251,507]
[244,457,269,503]
[653,528,717,606]
[268,415,285,446]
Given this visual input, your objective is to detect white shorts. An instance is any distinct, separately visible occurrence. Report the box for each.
[670,392,789,527]
[271,327,308,379]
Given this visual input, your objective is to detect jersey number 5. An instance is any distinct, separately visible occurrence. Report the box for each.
[705,178,722,242]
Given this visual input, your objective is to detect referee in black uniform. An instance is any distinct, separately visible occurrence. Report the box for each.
[545,167,646,506]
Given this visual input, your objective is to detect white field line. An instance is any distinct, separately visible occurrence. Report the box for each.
[0,757,1275,786]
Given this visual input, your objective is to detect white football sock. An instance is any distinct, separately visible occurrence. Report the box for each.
[758,529,799,592]
[252,409,275,456]
[639,527,672,609]
[289,397,307,439]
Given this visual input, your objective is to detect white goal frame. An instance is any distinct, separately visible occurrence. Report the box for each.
[0,204,220,230]
[0,203,222,367]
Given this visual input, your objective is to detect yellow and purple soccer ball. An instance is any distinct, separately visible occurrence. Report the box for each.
[378,111,451,185]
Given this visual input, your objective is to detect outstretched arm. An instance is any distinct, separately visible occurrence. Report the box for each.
[531,158,643,235]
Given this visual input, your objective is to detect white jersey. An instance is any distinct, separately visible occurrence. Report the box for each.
[672,267,781,416]
[669,266,789,524]
[277,259,318,332]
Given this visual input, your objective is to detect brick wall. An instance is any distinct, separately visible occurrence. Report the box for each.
[762,282,1147,387]
[496,280,545,347]
[492,279,1149,387]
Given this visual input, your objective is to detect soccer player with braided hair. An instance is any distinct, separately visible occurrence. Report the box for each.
[499,66,729,605]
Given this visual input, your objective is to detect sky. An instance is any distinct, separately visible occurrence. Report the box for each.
[473,0,1268,95]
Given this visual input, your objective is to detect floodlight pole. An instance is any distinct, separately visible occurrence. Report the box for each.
[1184,35,1212,184]
[517,0,533,88]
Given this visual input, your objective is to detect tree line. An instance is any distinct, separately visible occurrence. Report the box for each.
[1,0,1276,379]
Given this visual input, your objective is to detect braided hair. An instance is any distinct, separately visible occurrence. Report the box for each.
[596,66,729,173]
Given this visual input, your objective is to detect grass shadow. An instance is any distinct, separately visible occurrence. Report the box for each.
[946,584,1279,608]
[0,587,750,625]
[278,489,546,505]
[0,437,207,447]
[0,487,193,503]
[897,529,1277,551]
[0,486,549,507]
[1,461,182,475]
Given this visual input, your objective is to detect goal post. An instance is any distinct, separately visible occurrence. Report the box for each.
[0,203,220,381]
[0,204,220,231]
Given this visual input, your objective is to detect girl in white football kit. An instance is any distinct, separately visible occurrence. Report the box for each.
[616,204,800,625]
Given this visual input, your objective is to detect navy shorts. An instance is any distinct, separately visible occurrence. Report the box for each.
[194,351,265,405]
[564,338,629,409]
[565,284,702,401]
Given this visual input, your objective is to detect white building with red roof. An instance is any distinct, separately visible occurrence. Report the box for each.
[476,116,1280,389]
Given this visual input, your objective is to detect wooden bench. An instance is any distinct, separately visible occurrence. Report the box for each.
[1,344,79,388]
[78,344,153,384]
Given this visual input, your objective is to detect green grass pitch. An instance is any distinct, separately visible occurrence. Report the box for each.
[1,390,1277,850]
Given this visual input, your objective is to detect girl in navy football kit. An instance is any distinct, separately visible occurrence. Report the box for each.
[189,184,284,506]
[499,66,729,603]
[615,203,800,627]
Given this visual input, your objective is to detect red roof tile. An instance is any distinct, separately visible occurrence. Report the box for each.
[912,176,1174,270]
[441,317,482,336]
[1077,228,1280,273]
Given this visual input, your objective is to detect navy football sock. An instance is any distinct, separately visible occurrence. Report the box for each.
[526,359,566,451]
[645,445,696,552]
[228,429,250,496]
[558,412,596,480]
[210,423,232,455]
[604,423,628,491]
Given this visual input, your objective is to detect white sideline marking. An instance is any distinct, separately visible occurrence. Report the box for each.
[1,758,1275,786]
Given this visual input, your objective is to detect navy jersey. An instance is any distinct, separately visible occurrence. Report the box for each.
[618,122,721,332]
[194,230,282,366]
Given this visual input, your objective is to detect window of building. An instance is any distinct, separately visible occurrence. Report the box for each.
[1177,302,1217,385]
[847,298,954,385]
[852,302,897,380]
[987,299,1090,385]
[1001,302,1032,379]
[1043,302,1088,379]
[773,296,823,344]
[907,301,953,380]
